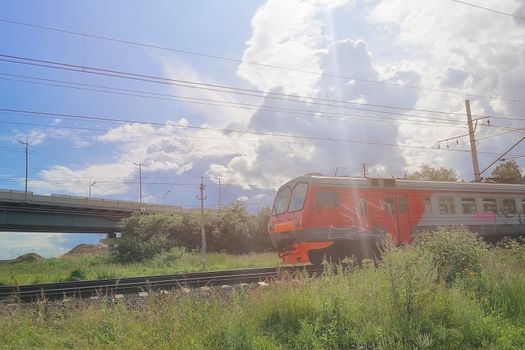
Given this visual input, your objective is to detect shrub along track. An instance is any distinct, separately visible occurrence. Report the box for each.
[0,265,326,302]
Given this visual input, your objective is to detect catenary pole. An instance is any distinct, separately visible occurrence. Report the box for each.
[18,134,29,201]
[88,181,96,199]
[218,176,222,210]
[197,177,207,270]
[466,100,481,181]
[133,162,143,210]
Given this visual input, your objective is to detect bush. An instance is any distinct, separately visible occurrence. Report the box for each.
[65,269,87,281]
[114,235,168,263]
[415,226,487,283]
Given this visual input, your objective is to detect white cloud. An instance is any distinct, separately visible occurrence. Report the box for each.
[31,163,135,196]
[367,0,525,177]
[218,8,419,185]
[237,0,352,96]
[6,128,88,147]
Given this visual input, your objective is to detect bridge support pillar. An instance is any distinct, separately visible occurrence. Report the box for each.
[101,231,119,251]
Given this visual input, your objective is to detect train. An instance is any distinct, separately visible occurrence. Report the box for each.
[268,174,525,265]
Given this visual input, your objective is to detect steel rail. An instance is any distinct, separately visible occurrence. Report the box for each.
[0,266,326,302]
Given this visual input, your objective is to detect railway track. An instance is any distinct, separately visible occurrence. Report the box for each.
[0,265,326,302]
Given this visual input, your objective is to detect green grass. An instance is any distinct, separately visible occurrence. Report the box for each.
[0,249,280,285]
[1,229,524,349]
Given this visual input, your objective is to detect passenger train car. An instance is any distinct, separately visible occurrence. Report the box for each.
[268,174,525,265]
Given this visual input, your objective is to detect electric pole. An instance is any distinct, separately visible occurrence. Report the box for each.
[362,163,367,178]
[196,177,207,270]
[18,135,29,201]
[466,100,481,182]
[89,181,96,199]
[133,162,143,210]
[218,176,222,210]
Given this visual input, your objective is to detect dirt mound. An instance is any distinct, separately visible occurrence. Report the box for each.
[62,244,107,258]
[10,253,45,264]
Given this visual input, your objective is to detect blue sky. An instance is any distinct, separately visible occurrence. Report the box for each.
[1,0,524,258]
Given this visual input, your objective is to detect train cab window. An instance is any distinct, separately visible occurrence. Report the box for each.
[273,186,291,215]
[502,199,516,215]
[288,183,309,212]
[482,198,497,214]
[314,191,339,209]
[424,198,432,215]
[461,198,477,214]
[439,198,456,215]
[398,196,408,214]
[385,197,395,215]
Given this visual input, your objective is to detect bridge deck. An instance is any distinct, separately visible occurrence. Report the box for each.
[0,189,184,233]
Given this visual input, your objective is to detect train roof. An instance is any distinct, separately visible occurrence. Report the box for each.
[280,175,525,194]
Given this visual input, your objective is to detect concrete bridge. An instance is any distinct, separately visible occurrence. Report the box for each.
[0,189,184,236]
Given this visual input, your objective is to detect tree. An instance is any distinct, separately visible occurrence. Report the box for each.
[491,160,523,184]
[405,165,459,182]
[115,203,275,262]
[115,213,182,262]
[208,201,273,253]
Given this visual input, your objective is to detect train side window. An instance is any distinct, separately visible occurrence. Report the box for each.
[424,198,432,215]
[482,198,497,213]
[502,199,516,215]
[385,197,395,215]
[461,198,476,214]
[273,186,291,215]
[398,195,408,214]
[288,183,309,212]
[439,198,455,215]
[314,191,339,209]
[522,199,525,214]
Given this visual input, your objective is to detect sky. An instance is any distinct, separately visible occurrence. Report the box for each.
[0,0,524,258]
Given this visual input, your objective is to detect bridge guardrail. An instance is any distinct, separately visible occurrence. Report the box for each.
[0,189,183,213]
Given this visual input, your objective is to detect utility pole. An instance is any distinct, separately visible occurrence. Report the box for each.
[88,181,96,199]
[196,177,207,270]
[18,135,29,201]
[362,163,367,178]
[133,162,143,210]
[466,100,481,182]
[218,176,222,210]
[163,190,170,205]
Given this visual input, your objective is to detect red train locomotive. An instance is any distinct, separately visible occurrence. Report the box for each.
[268,174,525,264]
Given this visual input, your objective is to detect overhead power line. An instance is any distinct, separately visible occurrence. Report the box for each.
[0,73,474,128]
[0,19,523,102]
[0,54,500,119]
[451,0,525,20]
[1,102,522,140]
[0,107,520,157]
[4,73,524,127]
[1,55,524,125]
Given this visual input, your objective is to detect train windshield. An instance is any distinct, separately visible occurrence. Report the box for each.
[272,182,309,215]
[288,183,309,212]
[273,186,291,215]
